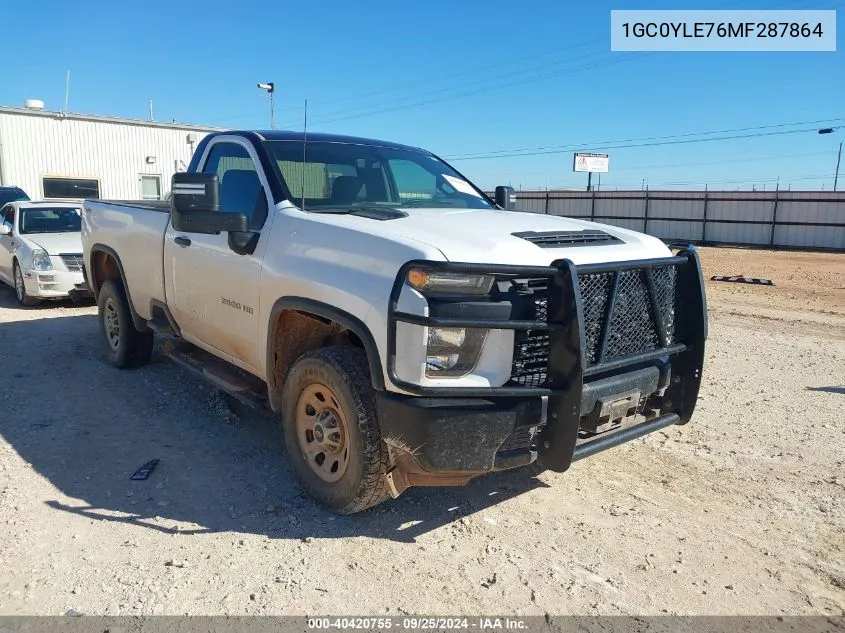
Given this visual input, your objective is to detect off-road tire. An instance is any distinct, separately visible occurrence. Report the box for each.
[281,346,390,514]
[13,261,40,307]
[97,279,154,369]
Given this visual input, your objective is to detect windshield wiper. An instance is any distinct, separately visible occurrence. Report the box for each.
[308,204,408,220]
[308,203,399,214]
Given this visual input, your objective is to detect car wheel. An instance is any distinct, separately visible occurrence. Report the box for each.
[281,346,390,514]
[13,261,40,307]
[97,278,154,368]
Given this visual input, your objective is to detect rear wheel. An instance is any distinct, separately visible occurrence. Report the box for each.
[13,261,40,307]
[97,279,154,368]
[281,346,390,514]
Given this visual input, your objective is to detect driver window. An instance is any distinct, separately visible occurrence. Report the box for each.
[201,142,268,230]
[389,159,444,202]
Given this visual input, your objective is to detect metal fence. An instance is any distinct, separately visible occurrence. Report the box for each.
[497,189,845,251]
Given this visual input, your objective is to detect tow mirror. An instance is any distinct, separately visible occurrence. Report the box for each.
[495,185,517,210]
[0,225,10,236]
[170,172,248,234]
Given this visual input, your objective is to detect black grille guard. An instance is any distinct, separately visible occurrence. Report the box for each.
[386,245,708,471]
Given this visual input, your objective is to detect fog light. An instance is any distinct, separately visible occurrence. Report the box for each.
[425,327,487,377]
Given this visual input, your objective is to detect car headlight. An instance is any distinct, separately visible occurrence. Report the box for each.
[425,327,488,377]
[407,269,494,295]
[32,249,53,271]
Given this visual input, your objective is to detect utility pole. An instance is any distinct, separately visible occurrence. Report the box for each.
[257,82,275,129]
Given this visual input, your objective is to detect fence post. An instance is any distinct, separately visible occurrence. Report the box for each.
[590,188,596,221]
[545,189,550,215]
[643,187,650,234]
[702,186,708,244]
[769,186,779,246]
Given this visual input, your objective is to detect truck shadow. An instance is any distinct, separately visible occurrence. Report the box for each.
[0,286,549,544]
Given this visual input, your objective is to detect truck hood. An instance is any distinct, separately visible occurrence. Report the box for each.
[322,208,671,265]
[23,232,83,255]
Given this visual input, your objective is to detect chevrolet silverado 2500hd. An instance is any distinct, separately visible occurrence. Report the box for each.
[81,130,707,514]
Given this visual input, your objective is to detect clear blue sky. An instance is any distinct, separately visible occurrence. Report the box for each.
[3,0,843,190]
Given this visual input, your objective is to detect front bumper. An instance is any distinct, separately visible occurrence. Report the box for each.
[22,269,85,298]
[382,246,707,479]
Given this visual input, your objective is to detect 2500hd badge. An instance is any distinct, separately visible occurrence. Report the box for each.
[221,297,254,315]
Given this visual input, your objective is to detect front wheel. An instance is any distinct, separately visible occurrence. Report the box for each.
[97,279,154,368]
[13,262,40,307]
[281,346,390,514]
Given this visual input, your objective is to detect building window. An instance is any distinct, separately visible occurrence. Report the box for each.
[43,177,100,200]
[140,174,162,200]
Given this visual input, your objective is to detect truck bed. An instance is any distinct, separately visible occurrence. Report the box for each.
[81,199,171,321]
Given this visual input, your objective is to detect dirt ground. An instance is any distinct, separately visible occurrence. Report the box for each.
[0,246,842,616]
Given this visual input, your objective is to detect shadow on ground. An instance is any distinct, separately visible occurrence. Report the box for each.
[0,285,549,544]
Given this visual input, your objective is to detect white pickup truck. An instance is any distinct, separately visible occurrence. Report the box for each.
[81,130,707,514]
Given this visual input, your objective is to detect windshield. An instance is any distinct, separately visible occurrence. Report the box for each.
[264,140,494,211]
[0,188,29,206]
[19,207,82,234]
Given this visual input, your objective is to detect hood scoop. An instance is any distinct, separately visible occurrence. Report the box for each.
[512,229,623,248]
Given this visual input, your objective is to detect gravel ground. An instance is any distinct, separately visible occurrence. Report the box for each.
[0,246,842,616]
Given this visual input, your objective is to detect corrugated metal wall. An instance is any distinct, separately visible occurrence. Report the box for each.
[0,109,215,200]
[499,190,845,251]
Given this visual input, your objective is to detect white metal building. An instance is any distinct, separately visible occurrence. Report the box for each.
[0,102,220,202]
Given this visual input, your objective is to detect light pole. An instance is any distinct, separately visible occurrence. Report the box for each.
[818,127,841,191]
[257,82,275,129]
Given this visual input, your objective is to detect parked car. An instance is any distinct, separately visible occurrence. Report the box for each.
[81,130,707,514]
[0,186,30,206]
[0,201,85,306]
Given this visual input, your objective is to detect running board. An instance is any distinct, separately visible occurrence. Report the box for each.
[147,318,177,336]
[163,340,268,409]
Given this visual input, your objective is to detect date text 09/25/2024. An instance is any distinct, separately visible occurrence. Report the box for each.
[307,617,528,630]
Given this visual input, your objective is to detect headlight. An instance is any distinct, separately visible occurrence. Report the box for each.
[425,327,488,377]
[32,249,52,271]
[407,269,494,295]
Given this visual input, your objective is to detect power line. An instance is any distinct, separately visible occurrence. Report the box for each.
[445,122,845,161]
[280,53,648,128]
[204,39,609,126]
[306,37,605,110]
[446,117,845,160]
[291,49,616,123]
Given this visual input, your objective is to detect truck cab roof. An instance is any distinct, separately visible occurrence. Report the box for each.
[210,130,424,153]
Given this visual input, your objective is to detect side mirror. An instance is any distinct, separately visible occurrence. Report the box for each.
[170,172,248,234]
[0,225,10,236]
[495,185,517,210]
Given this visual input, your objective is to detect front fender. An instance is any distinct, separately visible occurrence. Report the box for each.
[264,296,385,413]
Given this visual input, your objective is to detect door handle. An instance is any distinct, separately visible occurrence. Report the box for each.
[174,236,192,247]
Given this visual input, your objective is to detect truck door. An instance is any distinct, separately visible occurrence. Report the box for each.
[164,138,274,371]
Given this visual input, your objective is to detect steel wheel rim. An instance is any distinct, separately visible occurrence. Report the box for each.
[103,297,121,351]
[295,383,350,483]
[14,267,23,302]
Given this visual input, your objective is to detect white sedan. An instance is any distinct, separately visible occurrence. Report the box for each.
[0,201,86,306]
